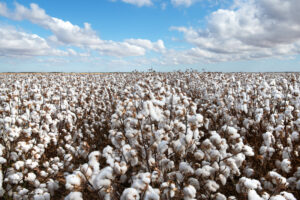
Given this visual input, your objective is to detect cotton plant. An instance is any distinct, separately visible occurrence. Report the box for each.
[0,72,300,199]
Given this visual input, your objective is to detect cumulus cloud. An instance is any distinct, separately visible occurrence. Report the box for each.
[0,26,67,57]
[110,0,152,7]
[0,2,164,57]
[171,0,300,62]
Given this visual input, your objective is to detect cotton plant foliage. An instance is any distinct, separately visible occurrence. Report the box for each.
[0,72,299,199]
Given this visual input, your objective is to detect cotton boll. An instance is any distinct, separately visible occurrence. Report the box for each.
[243,145,254,156]
[210,131,222,145]
[236,177,261,194]
[132,172,151,191]
[281,159,292,173]
[291,131,299,142]
[65,174,82,190]
[40,171,48,177]
[0,158,6,165]
[47,179,59,196]
[248,190,263,200]
[215,193,226,200]
[225,158,240,176]
[172,139,185,156]
[218,174,227,185]
[151,171,161,183]
[194,150,205,161]
[10,152,19,161]
[204,180,219,192]
[243,167,254,177]
[120,188,140,200]
[114,161,128,175]
[195,165,215,178]
[183,185,196,200]
[88,151,101,172]
[268,171,287,186]
[160,159,174,172]
[188,178,200,190]
[296,180,300,190]
[209,150,221,161]
[279,192,297,200]
[185,130,194,145]
[179,162,194,175]
[14,161,25,170]
[64,192,83,200]
[25,172,36,182]
[157,141,168,154]
[176,172,184,183]
[234,153,245,167]
[144,186,160,200]
[8,172,23,184]
[227,126,240,140]
[148,157,156,167]
[270,195,290,200]
[94,166,114,189]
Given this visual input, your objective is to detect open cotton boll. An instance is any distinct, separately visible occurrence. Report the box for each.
[281,159,292,173]
[132,172,151,191]
[204,180,219,192]
[172,139,185,156]
[65,173,82,190]
[270,195,291,200]
[268,171,287,186]
[215,193,226,200]
[157,141,168,154]
[291,131,299,142]
[14,161,25,170]
[195,165,215,178]
[248,190,263,200]
[120,188,140,200]
[194,150,205,161]
[183,185,196,200]
[236,177,261,193]
[179,162,194,175]
[210,132,222,145]
[278,192,297,200]
[25,172,36,182]
[0,170,4,197]
[185,130,194,145]
[7,172,23,184]
[47,179,59,196]
[243,167,254,177]
[188,114,203,125]
[144,186,160,200]
[64,192,83,200]
[227,126,240,139]
[94,166,114,189]
[33,191,51,200]
[243,145,254,156]
[114,161,128,175]
[218,174,227,185]
[88,151,101,172]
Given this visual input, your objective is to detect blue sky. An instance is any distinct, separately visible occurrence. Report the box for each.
[0,0,300,72]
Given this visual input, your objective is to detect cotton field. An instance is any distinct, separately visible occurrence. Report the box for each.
[0,72,300,200]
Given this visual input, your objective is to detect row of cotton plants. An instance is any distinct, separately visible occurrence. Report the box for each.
[0,72,299,200]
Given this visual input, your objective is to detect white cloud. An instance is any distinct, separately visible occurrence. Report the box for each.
[122,0,152,7]
[124,39,166,53]
[0,2,164,57]
[110,0,152,7]
[0,26,67,57]
[171,0,196,7]
[161,2,167,10]
[171,0,300,62]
